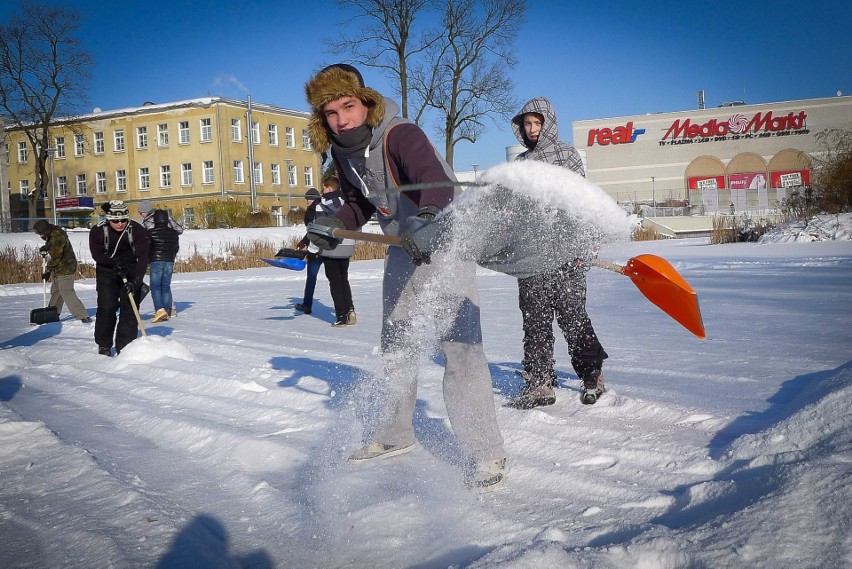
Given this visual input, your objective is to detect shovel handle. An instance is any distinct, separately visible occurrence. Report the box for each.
[590,258,625,275]
[330,228,402,246]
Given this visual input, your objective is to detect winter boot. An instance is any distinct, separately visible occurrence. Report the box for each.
[98,346,112,357]
[152,308,170,323]
[465,457,508,493]
[349,441,415,462]
[346,309,357,325]
[294,303,312,315]
[581,371,606,405]
[506,381,556,409]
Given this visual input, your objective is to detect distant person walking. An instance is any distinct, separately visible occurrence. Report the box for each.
[147,209,180,323]
[32,219,90,323]
[293,187,324,316]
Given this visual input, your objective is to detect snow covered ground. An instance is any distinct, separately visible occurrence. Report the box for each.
[1,216,850,568]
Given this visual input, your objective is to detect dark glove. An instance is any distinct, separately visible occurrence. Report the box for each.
[305,251,319,262]
[122,277,139,296]
[306,216,346,250]
[42,271,51,281]
[114,260,128,279]
[39,245,49,253]
[400,206,443,266]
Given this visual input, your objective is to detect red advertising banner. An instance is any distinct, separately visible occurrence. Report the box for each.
[770,170,810,188]
[728,172,768,190]
[687,175,725,190]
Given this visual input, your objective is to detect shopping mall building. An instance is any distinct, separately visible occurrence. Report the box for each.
[572,94,852,221]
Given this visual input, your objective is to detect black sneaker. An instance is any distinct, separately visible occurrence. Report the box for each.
[331,317,348,327]
[98,346,112,357]
[581,372,606,405]
[80,317,92,324]
[294,303,312,315]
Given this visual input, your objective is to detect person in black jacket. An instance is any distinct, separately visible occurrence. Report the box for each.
[88,200,150,356]
[148,209,180,323]
[293,187,323,315]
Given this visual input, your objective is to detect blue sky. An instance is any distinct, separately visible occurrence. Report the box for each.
[3,0,850,170]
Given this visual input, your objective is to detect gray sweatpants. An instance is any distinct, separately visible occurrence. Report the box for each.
[49,273,89,320]
[371,246,504,462]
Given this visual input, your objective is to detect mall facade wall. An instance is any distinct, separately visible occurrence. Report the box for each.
[573,95,852,213]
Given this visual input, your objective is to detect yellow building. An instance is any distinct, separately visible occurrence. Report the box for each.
[3,97,322,228]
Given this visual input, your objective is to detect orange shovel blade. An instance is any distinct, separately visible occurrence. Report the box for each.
[623,254,706,339]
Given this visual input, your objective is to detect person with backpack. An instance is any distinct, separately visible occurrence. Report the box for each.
[147,209,180,323]
[32,219,91,323]
[88,200,150,356]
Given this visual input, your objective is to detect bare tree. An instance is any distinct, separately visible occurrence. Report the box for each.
[413,0,524,167]
[326,0,434,119]
[0,1,91,225]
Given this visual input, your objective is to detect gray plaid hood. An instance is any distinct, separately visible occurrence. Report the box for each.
[511,97,584,175]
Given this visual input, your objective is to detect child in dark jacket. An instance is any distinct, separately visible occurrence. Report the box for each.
[148,209,180,323]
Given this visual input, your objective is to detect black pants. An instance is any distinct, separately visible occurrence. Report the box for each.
[517,263,607,384]
[322,257,353,319]
[94,268,142,353]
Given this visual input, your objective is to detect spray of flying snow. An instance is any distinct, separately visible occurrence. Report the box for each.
[444,160,636,278]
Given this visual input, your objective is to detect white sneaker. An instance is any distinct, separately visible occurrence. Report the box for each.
[465,457,508,493]
[348,441,414,462]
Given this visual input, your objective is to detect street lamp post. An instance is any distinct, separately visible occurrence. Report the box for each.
[651,176,656,217]
[472,163,479,181]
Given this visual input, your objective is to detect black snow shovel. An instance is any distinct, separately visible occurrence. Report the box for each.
[30,256,59,325]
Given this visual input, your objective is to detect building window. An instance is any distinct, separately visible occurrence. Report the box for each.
[253,162,263,184]
[233,160,244,183]
[285,126,295,148]
[200,118,212,142]
[179,121,190,144]
[302,129,312,150]
[55,137,66,159]
[137,126,148,149]
[181,163,192,186]
[160,165,171,188]
[158,123,169,147]
[183,206,195,227]
[75,173,87,195]
[74,134,85,157]
[57,176,68,197]
[139,167,150,190]
[114,129,125,152]
[96,172,107,194]
[304,166,314,188]
[270,163,280,185]
[116,170,127,193]
[94,132,105,154]
[231,119,241,142]
[268,124,278,146]
[251,121,260,144]
[20,179,29,200]
[287,163,296,186]
[17,142,27,163]
[202,160,214,184]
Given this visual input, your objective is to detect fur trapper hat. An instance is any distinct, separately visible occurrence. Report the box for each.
[305,63,385,153]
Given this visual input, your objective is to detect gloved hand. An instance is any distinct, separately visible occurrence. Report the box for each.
[42,271,51,281]
[39,245,49,253]
[306,216,346,250]
[400,205,442,266]
[122,277,139,296]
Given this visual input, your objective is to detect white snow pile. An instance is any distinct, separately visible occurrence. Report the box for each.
[447,160,636,278]
[759,212,852,243]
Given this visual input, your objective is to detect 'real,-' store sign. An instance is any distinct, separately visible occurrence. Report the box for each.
[658,110,809,146]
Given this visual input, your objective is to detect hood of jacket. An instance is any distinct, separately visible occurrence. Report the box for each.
[511,96,584,174]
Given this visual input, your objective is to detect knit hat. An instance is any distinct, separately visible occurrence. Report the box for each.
[33,219,50,236]
[105,200,130,221]
[305,187,321,200]
[305,63,385,153]
[138,200,153,215]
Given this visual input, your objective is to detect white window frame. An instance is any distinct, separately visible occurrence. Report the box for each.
[55,137,66,159]
[74,134,85,157]
[270,163,281,185]
[116,170,127,193]
[94,132,105,154]
[179,121,190,144]
[160,165,171,188]
[251,121,260,144]
[253,162,263,185]
[114,129,125,152]
[233,160,244,184]
[139,167,150,190]
[268,124,278,146]
[20,179,29,200]
[17,142,27,163]
[202,160,214,184]
[303,166,314,188]
[301,128,312,150]
[200,118,212,142]
[95,172,107,194]
[287,163,296,186]
[57,176,68,197]
[158,123,169,147]
[75,173,87,196]
[231,119,242,142]
[181,162,193,186]
[285,126,295,148]
[136,126,148,149]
